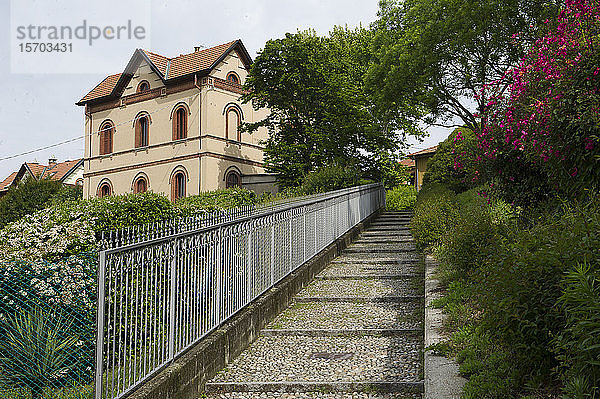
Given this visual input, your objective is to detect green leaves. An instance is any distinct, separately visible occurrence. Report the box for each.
[369,0,560,132]
[242,28,406,188]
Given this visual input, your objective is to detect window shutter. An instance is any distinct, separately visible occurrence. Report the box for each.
[135,119,140,148]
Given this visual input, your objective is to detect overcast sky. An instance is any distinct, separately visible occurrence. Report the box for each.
[0,0,448,179]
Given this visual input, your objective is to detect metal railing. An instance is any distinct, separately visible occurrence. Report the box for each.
[94,183,385,399]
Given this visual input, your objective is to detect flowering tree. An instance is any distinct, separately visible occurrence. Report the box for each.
[478,0,600,204]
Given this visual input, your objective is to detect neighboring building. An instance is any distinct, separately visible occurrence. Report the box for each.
[0,158,84,197]
[408,145,438,191]
[399,158,416,185]
[76,39,276,200]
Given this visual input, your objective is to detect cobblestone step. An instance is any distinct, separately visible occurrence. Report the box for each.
[260,329,422,337]
[294,296,424,303]
[208,335,422,384]
[204,381,424,394]
[359,231,412,237]
[203,392,422,398]
[296,278,419,298]
[321,263,419,277]
[267,301,422,330]
[330,259,416,265]
[314,275,417,280]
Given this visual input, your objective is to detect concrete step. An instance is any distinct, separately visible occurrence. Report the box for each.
[204,381,424,394]
[330,259,417,265]
[343,248,417,254]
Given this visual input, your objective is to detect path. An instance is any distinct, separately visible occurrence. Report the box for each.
[203,211,424,398]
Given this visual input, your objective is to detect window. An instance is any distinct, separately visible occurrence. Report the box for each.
[226,72,239,84]
[226,107,241,141]
[173,106,188,140]
[99,122,113,155]
[225,170,241,189]
[134,177,148,194]
[135,115,149,148]
[137,80,150,93]
[98,182,112,198]
[171,171,186,200]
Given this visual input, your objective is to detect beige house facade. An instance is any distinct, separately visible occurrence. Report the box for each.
[408,145,438,191]
[77,40,275,200]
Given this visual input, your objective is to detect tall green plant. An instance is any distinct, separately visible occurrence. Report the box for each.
[0,307,81,399]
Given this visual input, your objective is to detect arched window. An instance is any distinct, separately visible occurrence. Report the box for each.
[75,178,83,186]
[226,107,241,141]
[133,176,148,194]
[173,106,188,140]
[171,171,186,201]
[225,170,241,189]
[137,80,150,93]
[97,181,112,198]
[99,122,113,155]
[135,115,149,148]
[226,72,240,84]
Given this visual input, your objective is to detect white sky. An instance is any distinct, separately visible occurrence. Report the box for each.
[0,0,449,179]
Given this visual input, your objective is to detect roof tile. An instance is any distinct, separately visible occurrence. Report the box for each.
[79,40,238,103]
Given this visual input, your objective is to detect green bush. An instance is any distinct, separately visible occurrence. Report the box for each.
[437,189,516,276]
[175,188,259,215]
[409,184,458,250]
[0,179,63,229]
[478,200,600,387]
[298,164,363,195]
[385,186,416,211]
[553,261,600,398]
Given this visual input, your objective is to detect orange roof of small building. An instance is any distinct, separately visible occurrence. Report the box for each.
[399,158,415,168]
[25,163,47,177]
[0,172,18,191]
[408,145,438,158]
[78,40,248,104]
[0,159,83,192]
[40,159,82,181]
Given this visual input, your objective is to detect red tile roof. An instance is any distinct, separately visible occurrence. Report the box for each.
[0,172,18,191]
[78,73,123,104]
[399,158,415,168]
[79,40,242,104]
[166,41,237,79]
[25,163,46,178]
[41,159,82,181]
[408,145,438,158]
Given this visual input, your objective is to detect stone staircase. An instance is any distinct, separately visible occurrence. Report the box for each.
[203,211,424,398]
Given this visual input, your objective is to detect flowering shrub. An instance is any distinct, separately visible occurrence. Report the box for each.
[478,0,600,204]
[0,207,97,264]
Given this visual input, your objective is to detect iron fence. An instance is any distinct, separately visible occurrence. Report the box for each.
[94,183,385,399]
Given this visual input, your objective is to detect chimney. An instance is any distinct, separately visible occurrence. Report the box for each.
[48,157,57,167]
[194,45,204,52]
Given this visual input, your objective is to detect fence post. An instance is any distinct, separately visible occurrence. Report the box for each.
[168,240,177,360]
[95,251,107,399]
[270,219,275,285]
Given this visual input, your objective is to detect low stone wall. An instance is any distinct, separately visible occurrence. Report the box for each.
[127,209,381,399]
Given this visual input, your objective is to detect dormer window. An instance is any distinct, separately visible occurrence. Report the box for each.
[137,80,150,93]
[226,72,240,84]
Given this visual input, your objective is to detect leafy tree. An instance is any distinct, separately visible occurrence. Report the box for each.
[242,28,419,188]
[369,0,560,133]
[0,178,63,228]
[423,127,479,192]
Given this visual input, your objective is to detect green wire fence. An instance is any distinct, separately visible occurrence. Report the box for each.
[0,253,97,399]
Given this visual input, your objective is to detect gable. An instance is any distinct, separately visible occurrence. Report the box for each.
[210,50,249,83]
[122,58,164,97]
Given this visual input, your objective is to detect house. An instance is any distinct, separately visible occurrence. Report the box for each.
[399,158,416,185]
[408,145,438,191]
[0,158,84,197]
[76,39,276,200]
